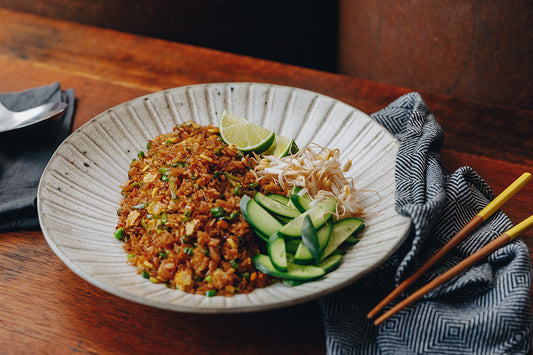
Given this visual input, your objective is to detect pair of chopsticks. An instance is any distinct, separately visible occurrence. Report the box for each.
[368,172,533,326]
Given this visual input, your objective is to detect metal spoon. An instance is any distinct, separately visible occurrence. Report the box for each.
[0,101,67,133]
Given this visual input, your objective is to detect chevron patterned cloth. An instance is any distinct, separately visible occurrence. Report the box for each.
[318,93,532,354]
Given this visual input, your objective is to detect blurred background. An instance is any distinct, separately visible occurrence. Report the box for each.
[1,0,530,110]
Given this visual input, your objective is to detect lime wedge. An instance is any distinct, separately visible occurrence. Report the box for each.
[273,136,299,157]
[262,139,277,156]
[219,110,275,154]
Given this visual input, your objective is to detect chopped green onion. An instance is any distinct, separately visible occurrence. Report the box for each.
[205,290,216,297]
[161,212,167,225]
[228,211,239,220]
[140,218,149,231]
[204,275,213,283]
[171,161,188,168]
[224,172,243,183]
[248,182,259,188]
[114,228,125,240]
[241,272,250,279]
[146,142,152,150]
[131,203,146,210]
[229,260,239,269]
[158,167,170,175]
[169,177,177,199]
[141,270,149,278]
[137,151,145,159]
[213,171,222,178]
[233,185,243,196]
[183,247,194,255]
[210,207,226,218]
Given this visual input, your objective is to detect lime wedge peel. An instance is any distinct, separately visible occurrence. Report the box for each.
[219,110,275,154]
[273,136,299,157]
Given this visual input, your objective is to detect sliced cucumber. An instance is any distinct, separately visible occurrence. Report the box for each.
[290,186,303,195]
[255,192,301,218]
[253,254,325,281]
[282,279,305,287]
[279,198,337,238]
[240,196,269,242]
[343,235,360,245]
[268,232,287,272]
[293,245,314,265]
[267,193,290,205]
[274,215,292,225]
[240,195,283,240]
[290,194,311,212]
[322,217,364,260]
[239,195,252,219]
[316,253,343,272]
[300,215,320,262]
[285,239,300,254]
[293,216,333,264]
[287,186,302,209]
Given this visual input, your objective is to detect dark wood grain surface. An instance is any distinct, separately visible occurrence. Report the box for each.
[0,8,531,354]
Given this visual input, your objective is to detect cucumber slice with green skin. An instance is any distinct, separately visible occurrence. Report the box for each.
[300,215,321,262]
[290,186,303,195]
[321,217,364,260]
[274,215,292,225]
[285,239,300,254]
[240,195,283,241]
[293,244,314,265]
[268,232,287,272]
[253,254,325,281]
[290,194,311,212]
[255,192,301,218]
[293,217,333,264]
[316,253,343,272]
[282,279,305,287]
[287,186,302,209]
[267,193,290,205]
[343,235,360,245]
[279,198,337,238]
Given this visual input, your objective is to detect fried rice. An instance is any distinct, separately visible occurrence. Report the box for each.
[115,121,283,297]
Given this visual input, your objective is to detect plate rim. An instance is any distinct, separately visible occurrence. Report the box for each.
[37,82,411,313]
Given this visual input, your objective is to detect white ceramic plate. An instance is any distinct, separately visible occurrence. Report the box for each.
[38,82,411,313]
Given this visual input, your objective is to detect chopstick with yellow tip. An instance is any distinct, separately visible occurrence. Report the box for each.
[373,214,533,326]
[367,172,532,321]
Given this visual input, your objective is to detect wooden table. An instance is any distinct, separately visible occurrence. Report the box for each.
[0,8,531,354]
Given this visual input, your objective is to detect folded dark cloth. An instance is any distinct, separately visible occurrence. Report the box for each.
[0,83,75,231]
[319,93,532,354]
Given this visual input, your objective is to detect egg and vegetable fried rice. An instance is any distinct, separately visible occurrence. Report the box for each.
[115,121,282,297]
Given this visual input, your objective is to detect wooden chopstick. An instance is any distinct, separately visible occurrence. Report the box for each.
[373,214,533,326]
[367,172,532,320]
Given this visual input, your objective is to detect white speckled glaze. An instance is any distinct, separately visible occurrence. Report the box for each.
[37,83,411,313]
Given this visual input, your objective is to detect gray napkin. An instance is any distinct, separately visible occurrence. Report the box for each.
[0,82,75,231]
[319,93,532,354]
